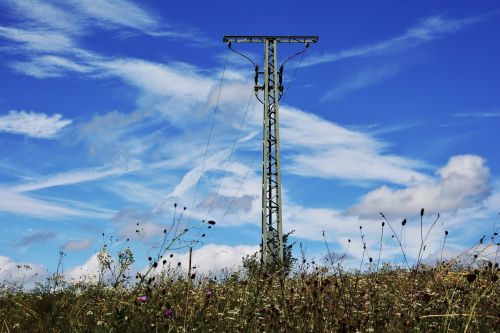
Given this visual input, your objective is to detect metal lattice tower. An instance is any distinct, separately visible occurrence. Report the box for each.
[223,36,318,266]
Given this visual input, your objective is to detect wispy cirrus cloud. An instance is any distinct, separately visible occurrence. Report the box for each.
[321,65,401,102]
[9,55,94,78]
[302,14,488,67]
[66,0,160,32]
[0,110,72,139]
[0,26,75,53]
[11,162,142,193]
[280,106,428,185]
[2,0,83,34]
[453,110,500,118]
[0,189,110,219]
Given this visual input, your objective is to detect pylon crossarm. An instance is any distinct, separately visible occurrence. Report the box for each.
[224,36,319,43]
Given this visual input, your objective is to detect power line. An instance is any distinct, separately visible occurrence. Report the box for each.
[187,47,230,224]
[219,148,260,224]
[204,89,255,220]
[281,44,309,100]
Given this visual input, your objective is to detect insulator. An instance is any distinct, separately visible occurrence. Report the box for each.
[254,65,259,86]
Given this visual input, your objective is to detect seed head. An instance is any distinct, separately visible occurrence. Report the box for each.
[466,273,476,283]
[420,208,424,217]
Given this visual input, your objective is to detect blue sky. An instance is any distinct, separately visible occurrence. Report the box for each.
[1,0,499,283]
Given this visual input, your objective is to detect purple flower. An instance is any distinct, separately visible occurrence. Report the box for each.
[206,289,213,298]
[138,295,148,303]
[165,309,174,319]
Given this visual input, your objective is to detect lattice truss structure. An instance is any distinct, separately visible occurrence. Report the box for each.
[223,36,318,266]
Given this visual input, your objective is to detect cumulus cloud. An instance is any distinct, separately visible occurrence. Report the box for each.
[0,255,47,285]
[65,253,100,282]
[155,243,260,275]
[0,110,72,138]
[348,155,491,218]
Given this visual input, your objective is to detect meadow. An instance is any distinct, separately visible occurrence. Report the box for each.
[1,211,499,332]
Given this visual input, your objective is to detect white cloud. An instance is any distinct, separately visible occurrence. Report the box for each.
[0,110,71,138]
[67,0,159,32]
[0,26,75,52]
[3,0,83,34]
[348,155,491,218]
[10,55,93,78]
[0,189,112,219]
[280,106,427,185]
[321,65,401,102]
[12,162,142,193]
[156,243,260,275]
[62,238,93,251]
[0,255,47,286]
[96,58,213,103]
[302,14,486,67]
[65,253,100,282]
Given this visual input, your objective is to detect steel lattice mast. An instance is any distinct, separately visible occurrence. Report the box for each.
[223,36,318,266]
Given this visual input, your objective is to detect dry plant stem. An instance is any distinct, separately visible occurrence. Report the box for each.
[464,284,494,332]
[376,223,384,273]
[441,233,448,263]
[416,213,440,269]
[380,213,410,269]
[322,231,335,267]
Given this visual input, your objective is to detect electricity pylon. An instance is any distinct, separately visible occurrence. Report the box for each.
[223,36,318,266]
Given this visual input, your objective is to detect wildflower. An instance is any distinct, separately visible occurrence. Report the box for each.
[402,219,407,226]
[138,295,148,303]
[206,289,213,298]
[165,309,174,319]
[420,208,424,216]
[208,220,216,225]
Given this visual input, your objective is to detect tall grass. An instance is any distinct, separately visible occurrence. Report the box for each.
[0,210,498,332]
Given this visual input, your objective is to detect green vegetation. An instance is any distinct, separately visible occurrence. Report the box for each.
[1,211,499,332]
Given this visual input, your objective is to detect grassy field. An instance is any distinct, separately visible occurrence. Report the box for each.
[1,212,499,332]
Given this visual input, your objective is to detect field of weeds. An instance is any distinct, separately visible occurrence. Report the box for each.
[1,211,499,332]
[1,259,499,332]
